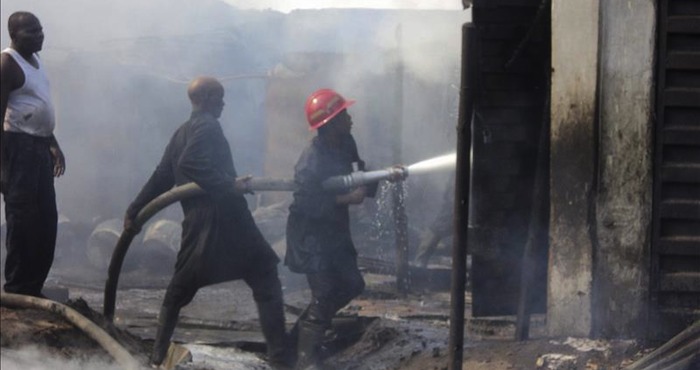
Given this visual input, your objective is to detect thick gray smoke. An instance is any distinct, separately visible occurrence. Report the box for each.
[1,0,469,271]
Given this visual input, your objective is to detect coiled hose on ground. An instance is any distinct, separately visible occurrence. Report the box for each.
[0,292,142,370]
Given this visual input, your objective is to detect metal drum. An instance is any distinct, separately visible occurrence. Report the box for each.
[87,218,131,271]
[141,219,180,274]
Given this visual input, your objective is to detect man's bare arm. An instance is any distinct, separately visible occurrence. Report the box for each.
[0,53,23,141]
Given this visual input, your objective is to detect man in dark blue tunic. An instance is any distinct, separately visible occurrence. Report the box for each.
[124,77,291,368]
[285,89,370,369]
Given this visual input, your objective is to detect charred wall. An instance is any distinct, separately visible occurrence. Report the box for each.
[550,0,656,339]
[594,0,655,339]
[549,0,599,337]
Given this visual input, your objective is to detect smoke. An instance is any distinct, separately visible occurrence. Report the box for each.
[0,346,122,370]
[222,0,463,13]
[1,0,469,272]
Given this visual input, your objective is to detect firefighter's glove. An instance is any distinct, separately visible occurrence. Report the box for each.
[387,165,408,183]
[234,175,255,195]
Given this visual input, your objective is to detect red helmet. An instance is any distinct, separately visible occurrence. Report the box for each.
[304,88,355,130]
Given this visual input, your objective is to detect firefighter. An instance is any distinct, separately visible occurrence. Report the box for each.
[123,77,292,368]
[286,88,389,369]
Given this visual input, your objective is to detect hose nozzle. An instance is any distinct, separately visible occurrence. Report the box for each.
[322,165,408,191]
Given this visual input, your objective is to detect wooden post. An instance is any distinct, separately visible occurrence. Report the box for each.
[515,90,550,341]
[449,23,476,370]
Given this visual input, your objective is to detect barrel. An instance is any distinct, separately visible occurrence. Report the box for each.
[140,219,180,274]
[87,219,136,271]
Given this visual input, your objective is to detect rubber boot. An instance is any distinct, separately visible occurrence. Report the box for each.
[295,320,325,370]
[288,306,310,352]
[257,299,294,369]
[151,305,180,367]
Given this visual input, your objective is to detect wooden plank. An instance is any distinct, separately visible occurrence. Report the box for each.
[474,7,538,24]
[663,144,700,163]
[480,41,517,57]
[479,25,546,41]
[481,72,544,91]
[472,144,521,158]
[657,292,700,309]
[652,0,671,312]
[479,91,543,107]
[660,219,700,239]
[666,70,700,89]
[660,200,700,220]
[660,272,700,292]
[482,125,534,143]
[476,0,541,7]
[665,107,700,128]
[662,163,700,183]
[668,16,700,34]
[667,52,700,70]
[480,56,545,73]
[477,107,541,124]
[669,0,700,16]
[664,127,700,144]
[659,236,700,256]
[664,88,700,107]
[661,182,700,201]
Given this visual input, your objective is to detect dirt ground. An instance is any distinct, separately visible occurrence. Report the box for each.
[0,215,655,370]
[0,265,654,370]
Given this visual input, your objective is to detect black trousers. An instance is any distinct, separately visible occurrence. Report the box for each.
[2,132,57,296]
[303,254,365,327]
[161,261,285,310]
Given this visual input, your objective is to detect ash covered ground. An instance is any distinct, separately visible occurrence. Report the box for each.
[0,196,652,370]
[1,258,650,370]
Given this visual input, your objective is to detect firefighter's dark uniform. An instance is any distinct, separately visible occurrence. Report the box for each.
[285,133,366,368]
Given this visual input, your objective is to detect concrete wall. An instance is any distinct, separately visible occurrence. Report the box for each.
[549,0,600,337]
[593,0,654,338]
[549,0,655,338]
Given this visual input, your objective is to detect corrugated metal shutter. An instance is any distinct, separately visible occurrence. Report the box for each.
[652,0,700,324]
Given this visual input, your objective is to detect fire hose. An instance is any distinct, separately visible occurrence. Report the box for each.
[1,292,142,370]
[103,167,407,321]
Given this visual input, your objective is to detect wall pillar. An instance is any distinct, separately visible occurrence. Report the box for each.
[548,0,600,337]
[593,0,654,339]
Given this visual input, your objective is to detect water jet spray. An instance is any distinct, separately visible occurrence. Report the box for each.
[406,152,456,175]
[321,152,456,191]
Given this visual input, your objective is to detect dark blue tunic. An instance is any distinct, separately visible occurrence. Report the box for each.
[127,111,279,296]
[285,134,361,273]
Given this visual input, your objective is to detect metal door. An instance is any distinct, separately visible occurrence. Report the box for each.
[470,0,550,316]
[651,0,700,330]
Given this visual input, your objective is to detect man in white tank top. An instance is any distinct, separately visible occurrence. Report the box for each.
[0,11,66,298]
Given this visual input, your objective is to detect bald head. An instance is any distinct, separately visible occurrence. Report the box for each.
[8,11,38,37]
[7,11,43,55]
[188,77,223,103]
[188,77,225,118]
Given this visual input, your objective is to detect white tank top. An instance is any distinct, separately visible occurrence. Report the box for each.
[2,48,55,137]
